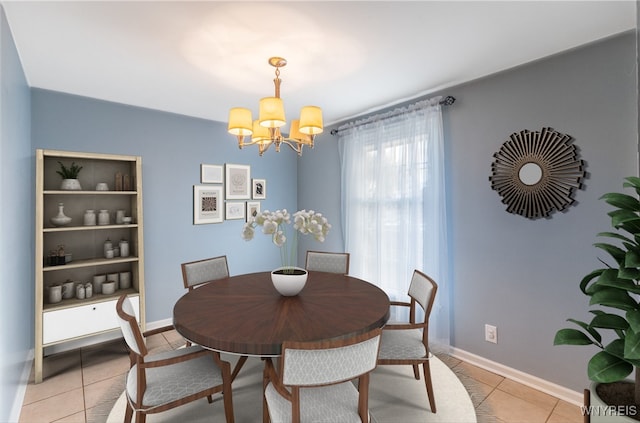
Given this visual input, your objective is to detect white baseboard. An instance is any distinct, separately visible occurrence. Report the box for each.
[450,347,583,407]
[145,317,173,331]
[10,348,34,423]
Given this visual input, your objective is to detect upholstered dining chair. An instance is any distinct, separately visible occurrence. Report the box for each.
[305,250,350,274]
[115,294,235,423]
[181,255,229,291]
[377,269,438,413]
[180,255,247,381]
[263,328,382,423]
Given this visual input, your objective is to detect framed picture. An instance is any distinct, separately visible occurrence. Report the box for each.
[201,164,223,183]
[193,185,223,224]
[246,201,261,222]
[225,164,251,199]
[225,201,246,220]
[252,178,266,199]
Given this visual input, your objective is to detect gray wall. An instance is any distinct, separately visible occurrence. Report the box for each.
[300,32,638,392]
[0,5,32,421]
[448,32,637,391]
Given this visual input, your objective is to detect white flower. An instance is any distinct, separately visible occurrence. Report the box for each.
[241,223,255,241]
[241,208,331,269]
[273,230,286,247]
[262,220,278,235]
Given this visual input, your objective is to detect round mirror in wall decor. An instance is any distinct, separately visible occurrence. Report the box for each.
[489,127,586,219]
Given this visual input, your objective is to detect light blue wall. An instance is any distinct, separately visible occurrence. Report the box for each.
[301,32,638,392]
[31,89,305,322]
[0,5,32,421]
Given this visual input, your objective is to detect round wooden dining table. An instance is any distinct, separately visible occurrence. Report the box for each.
[173,271,390,357]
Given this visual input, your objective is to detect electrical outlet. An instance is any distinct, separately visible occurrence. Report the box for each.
[485,324,498,344]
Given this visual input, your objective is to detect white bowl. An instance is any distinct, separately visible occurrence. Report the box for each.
[271,267,308,296]
[122,217,132,224]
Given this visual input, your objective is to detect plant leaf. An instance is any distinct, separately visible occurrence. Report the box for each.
[623,176,640,189]
[587,350,633,383]
[625,249,640,268]
[594,243,625,265]
[618,266,640,281]
[600,193,640,211]
[624,331,640,360]
[596,275,640,294]
[598,231,634,243]
[589,288,638,311]
[553,328,594,346]
[568,318,602,343]
[627,310,640,333]
[581,269,605,295]
[608,209,640,228]
[590,313,629,330]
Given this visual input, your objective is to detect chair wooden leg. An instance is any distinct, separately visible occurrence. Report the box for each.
[231,355,248,382]
[222,376,235,423]
[207,394,213,403]
[124,401,133,423]
[412,364,420,380]
[422,361,436,413]
[135,410,145,423]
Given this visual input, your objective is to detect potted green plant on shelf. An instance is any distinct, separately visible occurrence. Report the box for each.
[56,161,83,190]
[554,176,640,422]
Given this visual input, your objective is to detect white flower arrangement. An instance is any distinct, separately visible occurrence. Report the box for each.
[242,209,331,272]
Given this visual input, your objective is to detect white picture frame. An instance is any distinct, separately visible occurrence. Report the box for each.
[252,178,266,200]
[225,164,251,199]
[225,201,246,220]
[193,185,223,224]
[246,201,261,222]
[201,164,223,183]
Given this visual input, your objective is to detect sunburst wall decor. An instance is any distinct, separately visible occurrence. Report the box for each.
[489,127,586,219]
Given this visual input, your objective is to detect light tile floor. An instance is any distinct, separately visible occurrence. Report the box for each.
[19,331,583,423]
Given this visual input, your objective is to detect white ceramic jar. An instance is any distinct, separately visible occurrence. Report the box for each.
[83,209,96,226]
[103,238,113,258]
[98,209,110,225]
[119,240,129,257]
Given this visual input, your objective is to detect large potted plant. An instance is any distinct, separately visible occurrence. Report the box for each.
[554,176,640,421]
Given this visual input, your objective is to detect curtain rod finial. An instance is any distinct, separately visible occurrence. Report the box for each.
[440,96,456,106]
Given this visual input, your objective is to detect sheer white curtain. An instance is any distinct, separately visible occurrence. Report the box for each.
[337,97,450,349]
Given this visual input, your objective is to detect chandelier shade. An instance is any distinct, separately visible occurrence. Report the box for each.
[227,107,252,136]
[227,57,323,156]
[299,106,323,135]
[259,97,286,128]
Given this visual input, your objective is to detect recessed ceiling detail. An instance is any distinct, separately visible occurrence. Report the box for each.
[489,127,586,219]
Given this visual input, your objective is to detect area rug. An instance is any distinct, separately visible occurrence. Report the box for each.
[106,354,476,423]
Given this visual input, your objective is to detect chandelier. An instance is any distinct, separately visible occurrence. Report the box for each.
[227,57,323,156]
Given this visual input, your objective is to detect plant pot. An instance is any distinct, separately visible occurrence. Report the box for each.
[271,267,308,296]
[60,178,82,190]
[588,381,638,422]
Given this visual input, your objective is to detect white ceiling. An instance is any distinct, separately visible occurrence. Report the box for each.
[2,1,636,126]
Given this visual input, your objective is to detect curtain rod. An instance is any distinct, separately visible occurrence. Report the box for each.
[330,95,455,136]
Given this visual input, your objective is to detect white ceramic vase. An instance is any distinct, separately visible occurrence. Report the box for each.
[50,203,72,226]
[270,267,308,296]
[60,178,82,190]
